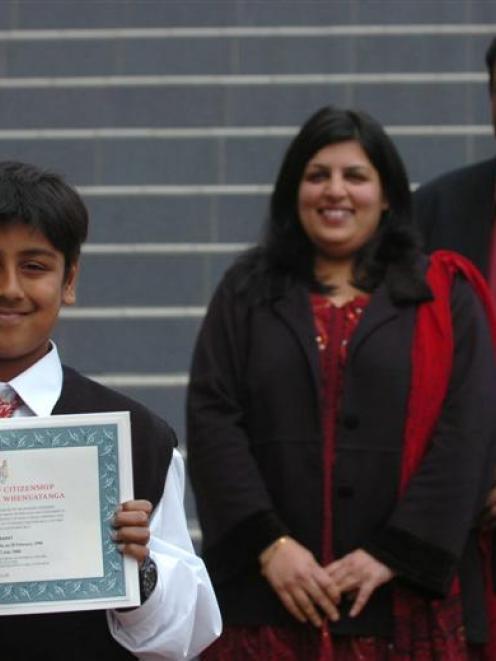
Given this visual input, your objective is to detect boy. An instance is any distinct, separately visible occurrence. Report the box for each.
[0,161,221,659]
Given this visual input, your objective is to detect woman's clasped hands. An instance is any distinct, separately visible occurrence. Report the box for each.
[260,538,394,627]
[326,549,395,618]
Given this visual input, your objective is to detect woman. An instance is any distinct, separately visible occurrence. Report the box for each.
[187,106,496,659]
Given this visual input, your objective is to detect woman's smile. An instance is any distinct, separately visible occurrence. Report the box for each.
[298,140,388,263]
[318,206,354,223]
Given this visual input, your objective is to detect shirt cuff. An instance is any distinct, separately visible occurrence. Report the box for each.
[109,558,164,630]
[203,510,289,582]
[363,525,457,597]
[236,510,290,557]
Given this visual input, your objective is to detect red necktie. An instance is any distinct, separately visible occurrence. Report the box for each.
[0,392,22,418]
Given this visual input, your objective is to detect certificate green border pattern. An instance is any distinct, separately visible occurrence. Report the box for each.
[0,424,125,605]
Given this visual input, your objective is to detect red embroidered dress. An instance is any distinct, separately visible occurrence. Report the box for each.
[311,293,369,569]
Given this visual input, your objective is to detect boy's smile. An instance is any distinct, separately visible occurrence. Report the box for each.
[0,222,77,382]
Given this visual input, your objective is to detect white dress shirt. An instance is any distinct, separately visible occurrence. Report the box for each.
[1,343,222,660]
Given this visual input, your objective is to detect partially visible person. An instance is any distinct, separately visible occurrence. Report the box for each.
[187,106,496,659]
[0,161,221,660]
[414,35,496,534]
[413,36,496,278]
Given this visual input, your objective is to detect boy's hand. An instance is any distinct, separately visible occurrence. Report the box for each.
[112,499,152,566]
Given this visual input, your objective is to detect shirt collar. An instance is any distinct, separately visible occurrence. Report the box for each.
[5,342,63,416]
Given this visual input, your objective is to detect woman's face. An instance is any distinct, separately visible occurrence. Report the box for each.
[297,140,388,262]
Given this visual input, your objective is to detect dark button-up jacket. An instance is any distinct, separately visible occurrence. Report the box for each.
[187,256,496,641]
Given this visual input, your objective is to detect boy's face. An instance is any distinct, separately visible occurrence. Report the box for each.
[0,222,78,382]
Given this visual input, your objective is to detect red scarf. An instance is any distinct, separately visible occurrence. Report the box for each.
[392,250,496,659]
[317,250,496,659]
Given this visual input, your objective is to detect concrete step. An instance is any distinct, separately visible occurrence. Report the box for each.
[55,316,202,373]
[1,32,490,77]
[0,80,487,129]
[75,251,238,306]
[85,194,267,243]
[0,129,493,191]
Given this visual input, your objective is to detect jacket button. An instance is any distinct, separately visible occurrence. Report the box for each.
[343,414,359,429]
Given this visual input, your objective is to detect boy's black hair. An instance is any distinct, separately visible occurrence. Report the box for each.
[485,36,496,91]
[0,161,88,273]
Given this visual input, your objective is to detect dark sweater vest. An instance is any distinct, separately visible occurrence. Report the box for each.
[0,366,175,660]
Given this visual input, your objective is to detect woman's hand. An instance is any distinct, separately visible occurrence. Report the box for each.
[325,549,394,617]
[112,499,152,566]
[260,537,341,627]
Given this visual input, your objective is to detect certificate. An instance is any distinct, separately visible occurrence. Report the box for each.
[0,411,139,615]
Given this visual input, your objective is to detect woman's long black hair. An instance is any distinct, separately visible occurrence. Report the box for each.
[260,106,427,300]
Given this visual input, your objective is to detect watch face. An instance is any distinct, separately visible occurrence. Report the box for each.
[139,556,157,601]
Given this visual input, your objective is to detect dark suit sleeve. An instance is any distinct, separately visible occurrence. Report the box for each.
[412,160,495,275]
[187,272,288,569]
[364,277,496,596]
